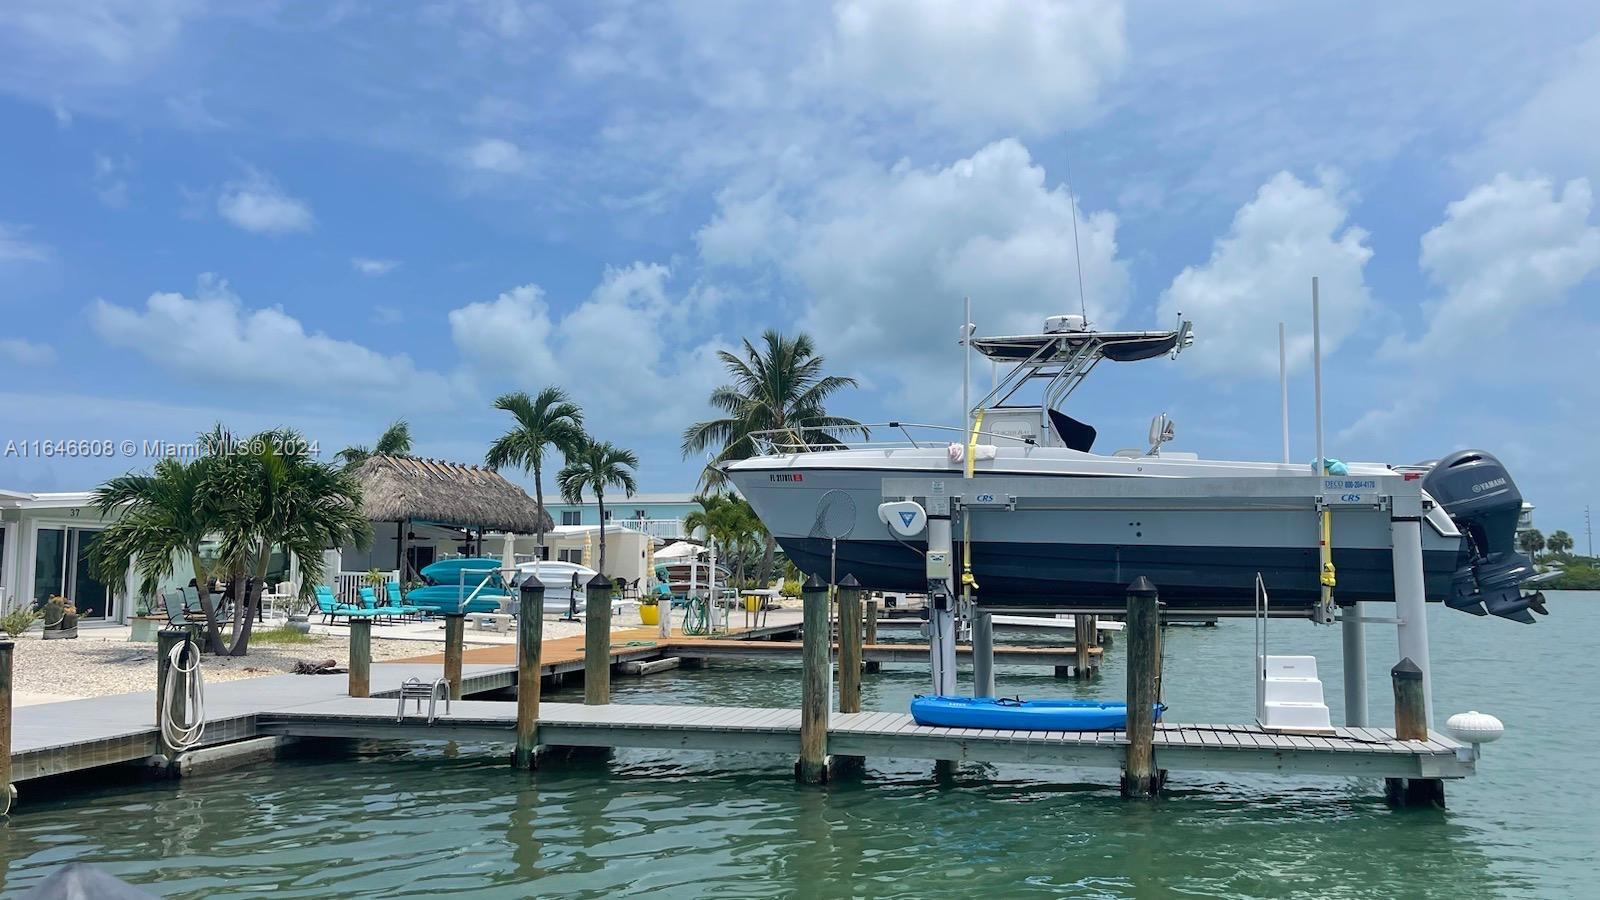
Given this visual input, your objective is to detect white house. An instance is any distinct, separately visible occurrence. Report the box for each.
[0,489,142,624]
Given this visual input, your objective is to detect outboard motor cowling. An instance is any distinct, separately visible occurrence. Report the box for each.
[1421,450,1544,623]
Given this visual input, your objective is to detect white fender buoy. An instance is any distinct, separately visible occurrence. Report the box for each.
[1446,710,1505,745]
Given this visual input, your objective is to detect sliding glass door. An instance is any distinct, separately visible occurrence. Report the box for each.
[31,527,113,620]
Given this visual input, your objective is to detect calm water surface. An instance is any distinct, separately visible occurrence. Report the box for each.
[2,593,1594,898]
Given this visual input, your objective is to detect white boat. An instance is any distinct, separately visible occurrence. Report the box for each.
[511,560,600,611]
[724,315,1545,622]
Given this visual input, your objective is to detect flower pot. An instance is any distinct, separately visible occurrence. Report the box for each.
[128,615,162,642]
[286,613,312,635]
[43,624,78,640]
[639,603,660,626]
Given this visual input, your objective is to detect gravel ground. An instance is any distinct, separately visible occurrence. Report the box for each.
[15,632,443,700]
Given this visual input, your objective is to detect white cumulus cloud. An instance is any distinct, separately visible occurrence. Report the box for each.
[1,338,57,365]
[351,257,400,276]
[701,139,1130,402]
[1403,174,1600,359]
[465,138,530,174]
[89,274,459,403]
[0,222,51,262]
[216,170,314,235]
[809,0,1126,133]
[450,264,726,430]
[1158,171,1373,379]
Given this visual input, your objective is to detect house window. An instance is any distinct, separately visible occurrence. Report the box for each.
[561,511,582,526]
[602,509,612,521]
[633,509,647,520]
[559,549,583,563]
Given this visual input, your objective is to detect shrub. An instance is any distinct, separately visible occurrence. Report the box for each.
[2,607,40,637]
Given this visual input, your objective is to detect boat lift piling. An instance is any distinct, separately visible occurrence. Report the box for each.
[798,574,831,784]
[971,610,996,698]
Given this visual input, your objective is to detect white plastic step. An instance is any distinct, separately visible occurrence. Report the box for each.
[1261,677,1326,704]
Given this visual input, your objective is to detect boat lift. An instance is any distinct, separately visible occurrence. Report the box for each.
[880,469,1437,728]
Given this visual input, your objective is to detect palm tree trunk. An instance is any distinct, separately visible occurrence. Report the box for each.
[228,540,270,656]
[533,462,546,562]
[189,552,227,654]
[758,533,777,587]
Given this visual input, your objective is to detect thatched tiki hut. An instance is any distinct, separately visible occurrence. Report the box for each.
[351,455,552,598]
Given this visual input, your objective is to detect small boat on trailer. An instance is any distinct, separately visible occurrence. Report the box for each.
[911,695,1164,731]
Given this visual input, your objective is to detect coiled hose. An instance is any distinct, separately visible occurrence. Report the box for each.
[161,637,206,752]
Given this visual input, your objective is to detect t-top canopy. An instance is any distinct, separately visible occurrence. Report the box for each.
[971,328,1183,363]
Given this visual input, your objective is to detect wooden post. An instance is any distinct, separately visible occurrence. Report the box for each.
[1121,577,1164,797]
[584,574,612,705]
[348,618,371,698]
[837,575,863,714]
[971,610,995,698]
[1087,615,1100,649]
[1386,658,1445,806]
[797,573,830,784]
[863,598,880,674]
[1074,614,1092,677]
[443,613,465,701]
[514,581,544,769]
[0,640,14,815]
[396,519,410,601]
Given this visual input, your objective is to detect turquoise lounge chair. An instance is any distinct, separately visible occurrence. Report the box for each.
[314,585,378,624]
[358,585,412,622]
[385,583,424,619]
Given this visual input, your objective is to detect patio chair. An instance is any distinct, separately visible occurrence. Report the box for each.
[180,585,232,624]
[162,590,205,628]
[385,583,425,619]
[313,584,377,624]
[358,585,410,622]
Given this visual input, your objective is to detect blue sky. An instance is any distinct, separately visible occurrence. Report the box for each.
[1,1,1597,541]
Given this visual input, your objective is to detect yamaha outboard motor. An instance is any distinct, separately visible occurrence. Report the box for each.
[1422,450,1547,623]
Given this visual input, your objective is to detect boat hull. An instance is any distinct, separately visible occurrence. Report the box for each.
[727,453,1464,612]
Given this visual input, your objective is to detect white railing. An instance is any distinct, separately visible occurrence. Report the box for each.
[337,570,397,604]
[629,518,687,539]
[747,422,1029,456]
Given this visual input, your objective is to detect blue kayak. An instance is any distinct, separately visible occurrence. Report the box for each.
[404,585,513,614]
[420,557,502,585]
[910,695,1165,731]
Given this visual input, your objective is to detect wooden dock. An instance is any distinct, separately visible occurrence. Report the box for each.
[254,697,1474,780]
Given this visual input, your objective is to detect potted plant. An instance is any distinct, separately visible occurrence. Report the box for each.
[41,595,79,640]
[127,591,163,642]
[638,595,661,626]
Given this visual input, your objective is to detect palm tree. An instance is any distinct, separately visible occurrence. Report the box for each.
[485,388,585,563]
[556,437,638,577]
[1518,528,1545,560]
[684,493,763,588]
[336,419,412,470]
[89,453,230,654]
[1547,529,1574,556]
[206,428,371,655]
[681,330,864,584]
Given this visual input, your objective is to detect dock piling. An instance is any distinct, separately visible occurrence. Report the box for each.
[835,575,865,776]
[797,573,830,784]
[1385,658,1444,806]
[971,610,995,698]
[584,575,612,705]
[1391,516,1434,725]
[1122,577,1165,798]
[837,575,863,713]
[443,613,465,701]
[514,581,544,769]
[1,640,14,814]
[863,599,880,674]
[1073,614,1093,678]
[348,618,372,698]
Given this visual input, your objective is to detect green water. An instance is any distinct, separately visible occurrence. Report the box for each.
[3,594,1594,898]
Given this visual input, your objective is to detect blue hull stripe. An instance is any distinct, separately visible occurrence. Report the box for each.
[778,537,1457,610]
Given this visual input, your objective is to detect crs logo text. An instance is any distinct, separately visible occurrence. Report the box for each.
[768,473,804,482]
[1471,477,1507,493]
